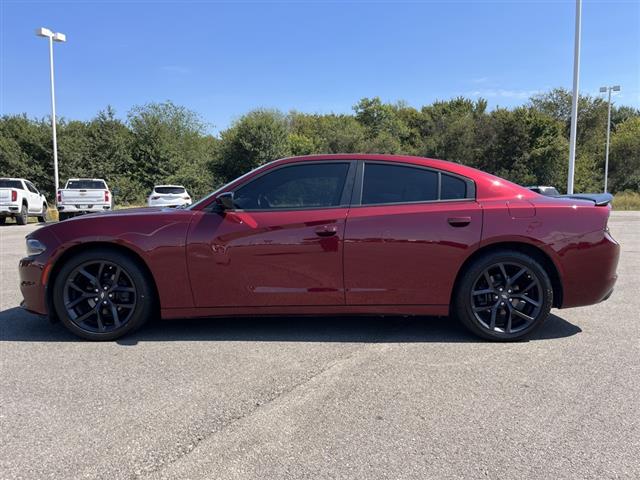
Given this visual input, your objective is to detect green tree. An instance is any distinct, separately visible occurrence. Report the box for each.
[215,109,290,182]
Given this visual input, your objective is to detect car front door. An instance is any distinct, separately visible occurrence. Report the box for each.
[187,161,355,308]
[344,161,482,306]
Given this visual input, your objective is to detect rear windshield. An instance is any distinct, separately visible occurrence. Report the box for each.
[0,180,23,189]
[155,186,185,194]
[66,180,106,189]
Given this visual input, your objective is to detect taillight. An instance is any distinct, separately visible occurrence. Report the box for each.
[57,191,61,203]
[151,196,160,200]
[183,195,190,200]
[11,190,17,202]
[104,191,110,202]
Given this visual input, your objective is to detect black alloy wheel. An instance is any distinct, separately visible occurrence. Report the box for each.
[53,248,154,340]
[454,250,553,341]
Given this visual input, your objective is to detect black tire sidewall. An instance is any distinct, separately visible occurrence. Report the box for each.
[53,248,155,341]
[38,204,48,223]
[16,205,28,225]
[454,250,553,341]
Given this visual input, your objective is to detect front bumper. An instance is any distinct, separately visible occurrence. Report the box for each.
[19,255,49,315]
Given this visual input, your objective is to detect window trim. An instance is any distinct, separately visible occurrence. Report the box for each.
[353,160,476,207]
[222,160,357,213]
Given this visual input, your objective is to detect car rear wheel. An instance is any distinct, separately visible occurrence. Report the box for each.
[453,250,553,341]
[53,249,155,340]
[0,217,5,225]
[16,205,28,225]
[37,204,48,223]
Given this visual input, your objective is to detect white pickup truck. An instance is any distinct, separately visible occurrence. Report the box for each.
[0,178,49,225]
[57,178,113,221]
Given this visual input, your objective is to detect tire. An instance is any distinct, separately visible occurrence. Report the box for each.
[453,250,553,341]
[52,248,155,341]
[0,217,5,225]
[58,212,69,221]
[16,204,28,225]
[37,204,48,223]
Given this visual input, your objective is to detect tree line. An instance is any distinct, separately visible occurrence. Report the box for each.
[1,88,638,205]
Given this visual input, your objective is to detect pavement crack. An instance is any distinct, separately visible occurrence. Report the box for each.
[137,318,414,479]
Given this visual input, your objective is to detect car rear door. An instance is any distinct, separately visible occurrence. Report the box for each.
[344,161,482,306]
[187,161,356,308]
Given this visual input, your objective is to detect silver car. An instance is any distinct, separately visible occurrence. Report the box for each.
[147,185,192,208]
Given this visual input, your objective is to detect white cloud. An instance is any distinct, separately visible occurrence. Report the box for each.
[467,89,542,99]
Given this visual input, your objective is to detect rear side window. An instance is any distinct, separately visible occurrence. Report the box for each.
[441,174,467,200]
[155,186,185,194]
[0,180,23,189]
[362,164,438,205]
[234,163,349,210]
[67,180,107,189]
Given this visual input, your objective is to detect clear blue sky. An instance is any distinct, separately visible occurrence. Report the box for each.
[1,0,639,133]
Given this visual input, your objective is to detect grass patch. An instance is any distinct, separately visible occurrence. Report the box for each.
[612,191,640,211]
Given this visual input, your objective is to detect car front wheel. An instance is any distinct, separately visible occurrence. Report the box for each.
[454,250,553,341]
[52,248,155,340]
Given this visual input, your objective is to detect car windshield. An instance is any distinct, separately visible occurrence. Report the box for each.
[0,180,23,189]
[67,180,106,189]
[155,186,185,194]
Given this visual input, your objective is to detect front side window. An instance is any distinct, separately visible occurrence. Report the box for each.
[26,182,38,194]
[234,163,350,210]
[362,163,438,205]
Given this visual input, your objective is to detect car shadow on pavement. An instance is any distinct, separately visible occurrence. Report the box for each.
[0,307,581,344]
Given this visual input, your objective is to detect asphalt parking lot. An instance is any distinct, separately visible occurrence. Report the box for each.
[1,212,639,479]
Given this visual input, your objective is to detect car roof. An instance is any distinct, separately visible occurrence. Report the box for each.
[0,178,25,181]
[154,185,186,188]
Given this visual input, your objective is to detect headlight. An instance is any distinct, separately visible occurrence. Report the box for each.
[26,238,46,256]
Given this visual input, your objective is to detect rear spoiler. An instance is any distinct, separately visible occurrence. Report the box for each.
[558,193,613,206]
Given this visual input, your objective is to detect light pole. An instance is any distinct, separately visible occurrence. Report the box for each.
[35,27,66,192]
[599,85,621,193]
[567,0,582,195]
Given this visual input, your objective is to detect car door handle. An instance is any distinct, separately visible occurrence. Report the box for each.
[315,226,338,237]
[447,216,471,227]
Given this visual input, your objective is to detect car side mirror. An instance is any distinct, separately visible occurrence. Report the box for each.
[215,192,235,211]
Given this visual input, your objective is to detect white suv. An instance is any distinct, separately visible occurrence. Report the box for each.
[147,185,192,208]
[0,178,49,225]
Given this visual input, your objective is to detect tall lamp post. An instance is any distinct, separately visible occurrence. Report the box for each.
[567,0,582,195]
[599,85,621,193]
[35,27,66,192]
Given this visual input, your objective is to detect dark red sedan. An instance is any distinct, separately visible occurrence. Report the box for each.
[19,154,620,341]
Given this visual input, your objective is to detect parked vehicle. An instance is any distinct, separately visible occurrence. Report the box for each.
[0,178,48,225]
[527,185,561,196]
[20,154,619,341]
[57,178,112,221]
[147,185,192,208]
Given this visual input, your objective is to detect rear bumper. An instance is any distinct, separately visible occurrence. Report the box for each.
[0,204,20,215]
[558,230,620,308]
[57,204,111,213]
